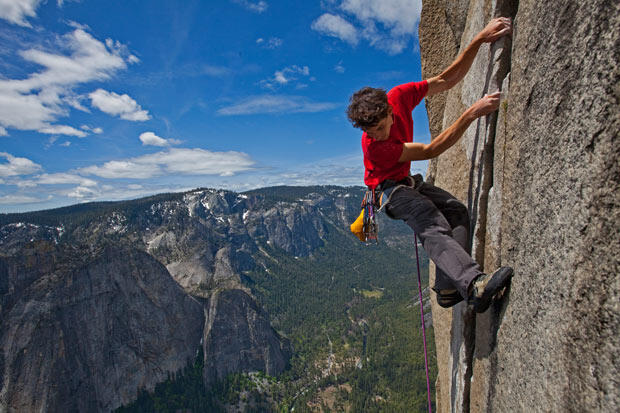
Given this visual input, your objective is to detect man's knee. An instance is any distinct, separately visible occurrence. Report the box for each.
[406,209,453,239]
[445,199,470,228]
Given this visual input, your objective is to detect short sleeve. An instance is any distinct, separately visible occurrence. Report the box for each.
[366,139,403,170]
[389,80,428,113]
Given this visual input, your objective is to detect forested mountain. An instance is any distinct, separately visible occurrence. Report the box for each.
[0,186,435,412]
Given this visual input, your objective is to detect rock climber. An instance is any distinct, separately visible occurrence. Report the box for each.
[347,17,514,312]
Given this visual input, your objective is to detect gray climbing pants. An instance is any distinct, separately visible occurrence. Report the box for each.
[383,176,483,299]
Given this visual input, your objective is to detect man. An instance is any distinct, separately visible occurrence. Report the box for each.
[347,17,514,312]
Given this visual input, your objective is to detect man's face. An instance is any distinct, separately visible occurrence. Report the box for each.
[364,106,393,141]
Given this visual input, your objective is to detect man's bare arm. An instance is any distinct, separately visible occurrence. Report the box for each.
[426,17,512,97]
[398,92,501,162]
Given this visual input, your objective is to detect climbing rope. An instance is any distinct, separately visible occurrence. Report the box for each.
[414,232,432,413]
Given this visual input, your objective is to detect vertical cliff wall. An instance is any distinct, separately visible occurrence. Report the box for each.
[0,244,205,412]
[419,0,619,411]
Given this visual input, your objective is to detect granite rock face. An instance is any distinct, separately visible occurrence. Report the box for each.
[419,0,619,411]
[0,244,204,412]
[202,289,292,384]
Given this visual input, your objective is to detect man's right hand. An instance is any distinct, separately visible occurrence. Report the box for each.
[470,92,502,118]
[399,91,503,162]
[427,18,512,97]
[476,17,512,43]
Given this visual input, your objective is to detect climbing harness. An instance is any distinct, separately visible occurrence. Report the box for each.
[414,232,433,413]
[378,174,422,216]
[350,175,422,243]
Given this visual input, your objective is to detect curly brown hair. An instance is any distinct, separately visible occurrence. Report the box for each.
[346,87,389,130]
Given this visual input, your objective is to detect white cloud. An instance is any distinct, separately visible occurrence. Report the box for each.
[200,64,230,76]
[62,183,193,202]
[340,0,421,36]
[261,65,311,89]
[64,94,90,112]
[0,29,135,136]
[36,172,97,186]
[66,20,89,30]
[45,136,59,149]
[311,13,359,46]
[0,152,42,177]
[256,37,282,49]
[80,125,103,134]
[38,124,86,137]
[64,185,99,199]
[334,61,345,73]
[0,193,46,205]
[231,0,267,13]
[268,153,364,187]
[139,131,181,147]
[80,160,159,179]
[359,21,409,54]
[18,30,127,90]
[0,89,64,134]
[57,0,80,8]
[0,0,41,26]
[276,65,309,84]
[12,172,97,188]
[89,88,150,121]
[312,0,422,54]
[217,95,339,115]
[0,126,7,136]
[79,148,255,179]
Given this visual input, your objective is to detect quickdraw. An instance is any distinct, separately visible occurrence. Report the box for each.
[361,188,379,243]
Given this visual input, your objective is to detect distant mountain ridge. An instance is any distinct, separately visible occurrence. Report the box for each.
[0,185,415,411]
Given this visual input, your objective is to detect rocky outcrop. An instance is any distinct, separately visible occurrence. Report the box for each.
[0,243,204,412]
[420,0,619,411]
[139,189,344,294]
[202,289,291,383]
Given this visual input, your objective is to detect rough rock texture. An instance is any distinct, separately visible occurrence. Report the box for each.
[419,0,460,143]
[141,189,339,294]
[202,289,292,383]
[0,244,204,412]
[420,0,619,411]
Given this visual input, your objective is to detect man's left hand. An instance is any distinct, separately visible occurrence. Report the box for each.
[476,17,512,43]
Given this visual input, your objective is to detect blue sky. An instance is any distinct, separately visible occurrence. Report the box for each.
[0,0,430,213]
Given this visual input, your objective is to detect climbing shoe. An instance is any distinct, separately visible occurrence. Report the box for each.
[468,266,514,313]
[435,289,464,308]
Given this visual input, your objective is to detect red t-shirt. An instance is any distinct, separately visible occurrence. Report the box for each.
[362,80,428,188]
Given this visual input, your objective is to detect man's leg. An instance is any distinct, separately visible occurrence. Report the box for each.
[417,181,471,254]
[415,181,474,304]
[385,185,482,299]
